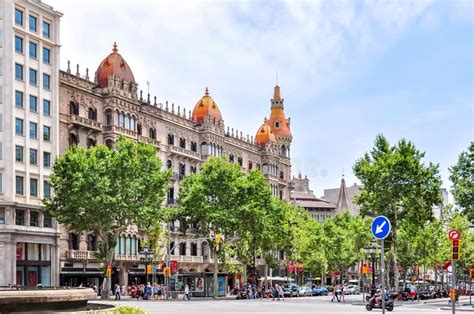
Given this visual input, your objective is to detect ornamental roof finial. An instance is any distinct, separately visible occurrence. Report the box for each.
[112,42,118,53]
[205,87,209,96]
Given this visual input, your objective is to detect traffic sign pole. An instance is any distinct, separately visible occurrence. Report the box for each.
[381,239,385,314]
[452,258,455,314]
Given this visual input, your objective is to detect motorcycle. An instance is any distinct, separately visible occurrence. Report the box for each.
[366,293,394,312]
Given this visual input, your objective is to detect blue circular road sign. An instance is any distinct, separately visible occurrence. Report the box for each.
[371,215,391,239]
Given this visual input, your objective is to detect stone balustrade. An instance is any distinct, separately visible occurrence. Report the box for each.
[169,145,201,160]
[69,115,103,131]
[65,250,95,260]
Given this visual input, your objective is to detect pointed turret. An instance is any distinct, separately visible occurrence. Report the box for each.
[269,85,292,139]
[335,176,351,213]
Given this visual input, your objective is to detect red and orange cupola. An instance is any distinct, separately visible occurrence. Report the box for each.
[95,42,136,88]
[268,85,292,139]
[191,87,223,124]
[255,117,276,146]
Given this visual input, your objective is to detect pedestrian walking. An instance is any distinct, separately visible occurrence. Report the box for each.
[340,284,345,302]
[331,285,339,302]
[184,284,191,301]
[114,283,121,300]
[276,284,284,301]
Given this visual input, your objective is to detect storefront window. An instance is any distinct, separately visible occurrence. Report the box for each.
[16,266,25,286]
[27,243,39,260]
[40,266,51,286]
[27,266,38,286]
[41,244,50,261]
[16,243,25,260]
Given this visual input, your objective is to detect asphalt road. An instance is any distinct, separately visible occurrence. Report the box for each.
[102,294,474,314]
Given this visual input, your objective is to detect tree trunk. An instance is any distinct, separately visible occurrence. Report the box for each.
[263,251,268,288]
[213,248,218,299]
[391,229,400,291]
[100,248,115,300]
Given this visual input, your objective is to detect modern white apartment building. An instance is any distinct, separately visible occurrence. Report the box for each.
[0,0,61,287]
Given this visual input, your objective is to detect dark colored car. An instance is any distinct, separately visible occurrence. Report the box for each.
[312,286,329,296]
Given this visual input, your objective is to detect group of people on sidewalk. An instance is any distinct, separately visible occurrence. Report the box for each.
[238,283,286,300]
[113,282,170,301]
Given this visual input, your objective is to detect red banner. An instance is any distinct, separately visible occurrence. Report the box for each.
[296,263,303,273]
[170,260,178,271]
[287,262,294,273]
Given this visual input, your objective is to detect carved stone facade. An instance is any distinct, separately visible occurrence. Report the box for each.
[58,45,293,292]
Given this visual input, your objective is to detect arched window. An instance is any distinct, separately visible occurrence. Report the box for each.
[275,121,280,128]
[87,137,96,148]
[191,243,198,256]
[132,236,137,255]
[69,133,79,146]
[131,116,136,131]
[179,163,186,180]
[124,115,130,129]
[105,109,112,126]
[237,157,243,166]
[229,154,234,163]
[167,134,174,145]
[200,142,208,156]
[137,123,142,135]
[248,161,253,170]
[179,242,186,255]
[87,234,97,251]
[68,233,79,250]
[105,139,114,149]
[190,141,197,152]
[166,160,173,169]
[167,187,174,204]
[88,107,97,121]
[149,128,156,140]
[69,102,79,115]
[179,138,186,149]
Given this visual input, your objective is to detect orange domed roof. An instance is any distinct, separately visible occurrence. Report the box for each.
[255,118,276,146]
[192,88,223,124]
[269,85,292,137]
[96,43,136,88]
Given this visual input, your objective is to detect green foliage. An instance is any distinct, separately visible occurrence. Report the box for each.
[110,306,146,314]
[449,142,474,221]
[353,134,442,288]
[43,136,171,298]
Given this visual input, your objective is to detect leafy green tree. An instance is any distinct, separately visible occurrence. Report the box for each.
[43,137,171,298]
[353,134,442,289]
[176,157,244,298]
[449,142,474,221]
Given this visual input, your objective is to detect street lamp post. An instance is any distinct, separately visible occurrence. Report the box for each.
[139,248,154,284]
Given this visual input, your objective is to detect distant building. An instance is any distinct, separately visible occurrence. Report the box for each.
[324,176,361,215]
[290,172,336,223]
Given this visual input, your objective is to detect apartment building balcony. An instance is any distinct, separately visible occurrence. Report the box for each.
[171,255,204,263]
[65,250,96,260]
[138,135,160,147]
[103,125,137,139]
[168,145,201,161]
[115,254,140,261]
[69,115,103,132]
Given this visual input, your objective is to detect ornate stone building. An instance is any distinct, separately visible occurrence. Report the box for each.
[57,44,293,294]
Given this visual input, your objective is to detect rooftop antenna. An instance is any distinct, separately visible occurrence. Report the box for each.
[276,70,278,86]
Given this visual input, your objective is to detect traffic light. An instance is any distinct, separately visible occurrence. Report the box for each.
[452,239,460,260]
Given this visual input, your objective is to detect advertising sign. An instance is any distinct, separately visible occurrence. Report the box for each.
[195,277,204,292]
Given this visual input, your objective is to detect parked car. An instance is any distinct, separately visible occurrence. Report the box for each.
[299,285,313,297]
[346,285,360,295]
[283,284,299,297]
[312,286,329,296]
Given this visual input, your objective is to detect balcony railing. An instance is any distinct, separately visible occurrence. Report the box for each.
[103,125,137,138]
[171,255,204,263]
[138,135,160,146]
[115,254,140,261]
[69,115,103,131]
[65,250,96,260]
[169,145,201,160]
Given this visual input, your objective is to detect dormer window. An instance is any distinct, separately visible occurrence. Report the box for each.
[275,121,280,128]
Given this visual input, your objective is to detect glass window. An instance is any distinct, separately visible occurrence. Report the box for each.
[42,21,50,38]
[40,266,51,286]
[30,178,38,197]
[29,15,37,32]
[0,208,5,224]
[41,245,51,261]
[16,209,24,224]
[29,41,37,59]
[15,63,23,80]
[43,99,50,116]
[30,211,38,226]
[29,122,37,139]
[43,152,51,167]
[15,118,24,135]
[43,180,50,199]
[29,68,37,85]
[15,9,23,26]
[43,73,50,90]
[43,214,51,228]
[29,95,37,112]
[29,149,37,165]
[42,47,50,64]
[15,91,23,108]
[16,243,26,260]
[15,36,23,53]
[15,145,23,162]
[43,125,50,141]
[27,243,39,260]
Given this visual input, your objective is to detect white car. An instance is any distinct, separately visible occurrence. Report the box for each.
[299,285,313,297]
[346,285,360,295]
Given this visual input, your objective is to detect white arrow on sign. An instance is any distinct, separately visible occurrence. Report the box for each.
[375,221,387,234]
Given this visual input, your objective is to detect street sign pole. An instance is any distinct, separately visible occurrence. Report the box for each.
[452,259,455,314]
[381,239,385,314]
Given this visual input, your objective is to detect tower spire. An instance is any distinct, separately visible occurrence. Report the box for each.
[112,42,118,53]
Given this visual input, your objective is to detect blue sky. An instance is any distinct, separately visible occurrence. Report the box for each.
[48,0,473,197]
